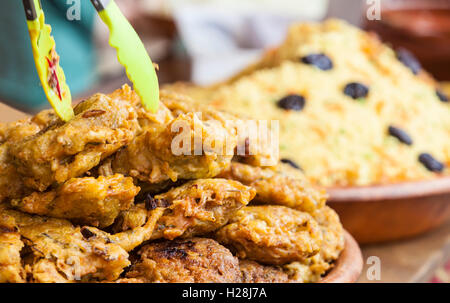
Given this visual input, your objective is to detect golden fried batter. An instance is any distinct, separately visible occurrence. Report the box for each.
[216,206,322,265]
[126,238,242,283]
[151,179,255,240]
[0,123,5,144]
[0,110,58,145]
[112,203,148,233]
[161,89,279,167]
[111,112,236,184]
[0,206,130,282]
[112,179,255,241]
[0,145,28,203]
[219,162,327,213]
[81,207,164,253]
[283,261,321,283]
[313,206,344,263]
[0,111,59,203]
[283,207,345,283]
[239,260,289,283]
[10,89,139,191]
[95,87,236,184]
[0,214,25,283]
[0,83,346,284]
[11,175,140,228]
[2,203,163,282]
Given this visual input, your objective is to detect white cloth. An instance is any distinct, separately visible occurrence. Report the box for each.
[171,0,329,84]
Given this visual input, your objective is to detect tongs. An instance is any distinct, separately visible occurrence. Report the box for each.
[22,0,159,122]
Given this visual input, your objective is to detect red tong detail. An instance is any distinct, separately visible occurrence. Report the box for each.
[46,56,62,101]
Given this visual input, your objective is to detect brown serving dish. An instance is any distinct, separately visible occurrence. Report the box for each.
[327,177,450,244]
[364,0,450,80]
[320,230,363,283]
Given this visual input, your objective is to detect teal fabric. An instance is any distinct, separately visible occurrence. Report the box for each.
[0,0,97,113]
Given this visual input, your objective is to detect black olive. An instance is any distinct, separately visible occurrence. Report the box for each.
[396,48,421,75]
[301,53,333,71]
[343,82,369,99]
[277,95,306,111]
[418,153,444,172]
[388,126,413,145]
[281,158,303,170]
[436,90,449,103]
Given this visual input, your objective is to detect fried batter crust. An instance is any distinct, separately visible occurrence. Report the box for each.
[313,206,345,263]
[10,89,139,191]
[219,162,327,213]
[0,214,25,283]
[150,179,255,240]
[161,89,279,167]
[0,145,28,203]
[81,207,165,253]
[126,238,242,283]
[0,123,5,144]
[239,260,289,283]
[0,206,130,282]
[112,179,255,241]
[0,110,58,145]
[112,203,148,233]
[0,111,59,202]
[216,206,322,265]
[283,207,345,283]
[12,175,140,228]
[111,111,236,184]
[98,87,237,184]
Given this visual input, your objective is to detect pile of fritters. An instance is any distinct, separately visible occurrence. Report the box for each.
[0,85,344,283]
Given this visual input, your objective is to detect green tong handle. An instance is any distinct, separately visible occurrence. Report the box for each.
[91,0,160,112]
[23,0,74,121]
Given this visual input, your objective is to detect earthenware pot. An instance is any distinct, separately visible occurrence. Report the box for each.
[327,177,450,244]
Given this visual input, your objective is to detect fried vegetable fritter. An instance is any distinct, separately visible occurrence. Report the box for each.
[112,203,148,233]
[81,208,165,253]
[0,83,345,284]
[125,238,242,283]
[313,206,345,263]
[0,145,28,203]
[151,179,255,240]
[112,179,255,241]
[0,111,59,203]
[0,206,130,282]
[0,110,58,145]
[0,203,166,282]
[111,110,236,184]
[218,162,327,212]
[11,175,140,228]
[283,207,345,283]
[88,86,239,188]
[239,260,289,283]
[216,206,322,265]
[9,90,139,192]
[161,89,279,167]
[0,232,24,283]
[0,214,25,283]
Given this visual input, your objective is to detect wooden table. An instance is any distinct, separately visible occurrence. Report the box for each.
[0,102,29,122]
[358,221,450,282]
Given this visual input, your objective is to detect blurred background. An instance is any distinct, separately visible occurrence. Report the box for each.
[1,0,450,114]
[0,0,450,283]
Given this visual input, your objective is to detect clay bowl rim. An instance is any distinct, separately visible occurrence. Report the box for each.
[326,176,450,202]
[320,230,363,283]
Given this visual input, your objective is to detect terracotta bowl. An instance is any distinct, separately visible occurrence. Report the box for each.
[320,230,363,283]
[327,177,450,244]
